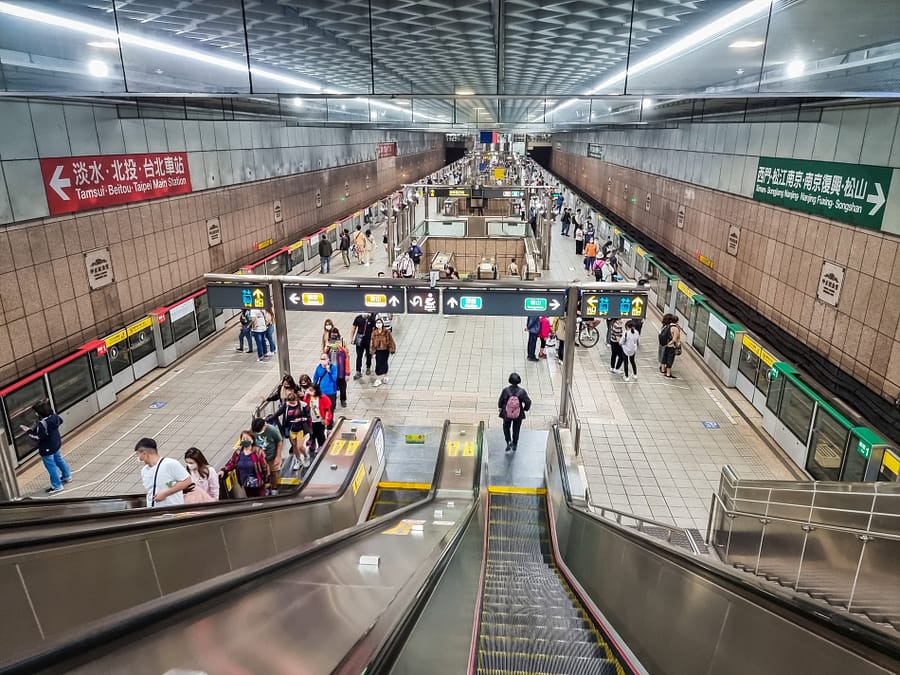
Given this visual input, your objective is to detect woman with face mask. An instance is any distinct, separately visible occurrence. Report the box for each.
[183,447,218,502]
[322,320,349,408]
[304,384,333,459]
[370,318,396,387]
[219,431,269,498]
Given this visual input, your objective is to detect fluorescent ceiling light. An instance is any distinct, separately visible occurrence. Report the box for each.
[87,40,118,49]
[641,98,654,109]
[87,59,108,77]
[394,100,410,106]
[455,87,474,96]
[785,60,805,78]
[548,0,774,117]
[291,97,303,107]
[729,39,764,48]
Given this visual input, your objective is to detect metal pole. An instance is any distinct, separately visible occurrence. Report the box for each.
[0,430,21,501]
[269,279,291,378]
[559,285,580,425]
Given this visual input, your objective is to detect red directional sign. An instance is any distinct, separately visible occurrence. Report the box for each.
[39,152,192,216]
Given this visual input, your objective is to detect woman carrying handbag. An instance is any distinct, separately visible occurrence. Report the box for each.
[219,431,269,498]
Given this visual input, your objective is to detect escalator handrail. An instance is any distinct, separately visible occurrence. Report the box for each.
[0,417,376,550]
[550,426,900,663]
[0,418,442,675]
[349,420,485,675]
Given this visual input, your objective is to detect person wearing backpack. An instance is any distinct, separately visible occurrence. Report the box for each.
[24,400,72,493]
[660,315,682,378]
[658,314,674,373]
[236,309,253,353]
[407,239,423,267]
[498,372,532,453]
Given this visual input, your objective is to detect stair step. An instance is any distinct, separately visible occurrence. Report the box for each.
[478,623,598,643]
[480,612,591,630]
[479,636,608,659]
[477,651,620,675]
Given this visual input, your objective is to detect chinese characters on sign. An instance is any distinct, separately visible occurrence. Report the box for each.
[580,293,647,320]
[85,248,114,290]
[376,142,397,159]
[40,152,192,216]
[753,157,893,230]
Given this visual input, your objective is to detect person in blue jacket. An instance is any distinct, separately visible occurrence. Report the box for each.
[24,400,71,493]
[313,353,340,412]
[526,316,541,362]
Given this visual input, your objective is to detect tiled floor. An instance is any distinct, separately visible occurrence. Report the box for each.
[18,183,799,535]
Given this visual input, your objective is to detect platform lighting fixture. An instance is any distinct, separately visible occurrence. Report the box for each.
[785,60,805,78]
[291,97,303,107]
[455,87,475,95]
[86,40,117,49]
[729,39,765,48]
[87,59,108,77]
[547,0,774,118]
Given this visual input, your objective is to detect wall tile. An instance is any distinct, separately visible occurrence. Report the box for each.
[860,106,898,166]
[834,109,868,164]
[5,160,50,222]
[30,102,71,158]
[96,119,126,154]
[0,100,37,160]
[63,104,100,156]
[121,120,149,154]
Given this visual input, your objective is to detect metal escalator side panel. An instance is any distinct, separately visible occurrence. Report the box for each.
[467,486,493,675]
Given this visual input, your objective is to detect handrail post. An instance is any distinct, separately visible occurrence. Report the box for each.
[558,285,580,426]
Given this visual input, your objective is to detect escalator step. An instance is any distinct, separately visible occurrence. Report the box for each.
[477,623,598,643]
[479,636,608,659]
[480,612,591,630]
[477,651,621,675]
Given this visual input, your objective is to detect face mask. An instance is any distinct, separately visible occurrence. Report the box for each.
[375,323,383,329]
[240,440,252,448]
[186,462,197,471]
[325,324,332,331]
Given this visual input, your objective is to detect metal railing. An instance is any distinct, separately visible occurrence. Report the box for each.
[588,500,701,554]
[707,485,900,622]
[565,384,582,457]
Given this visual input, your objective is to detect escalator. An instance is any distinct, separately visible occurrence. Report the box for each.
[368,482,431,519]
[475,491,625,674]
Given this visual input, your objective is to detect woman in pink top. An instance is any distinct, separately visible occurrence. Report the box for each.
[538,316,552,359]
[183,447,219,503]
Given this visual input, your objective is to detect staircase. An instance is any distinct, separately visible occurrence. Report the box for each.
[475,492,626,675]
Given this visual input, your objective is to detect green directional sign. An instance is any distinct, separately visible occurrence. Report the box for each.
[753,157,894,230]
[460,296,482,310]
[524,298,548,312]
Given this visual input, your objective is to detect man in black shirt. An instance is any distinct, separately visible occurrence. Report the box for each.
[349,313,376,378]
[318,234,333,274]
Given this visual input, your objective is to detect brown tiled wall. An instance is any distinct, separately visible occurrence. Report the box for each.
[552,150,900,404]
[0,149,444,384]
[424,237,525,277]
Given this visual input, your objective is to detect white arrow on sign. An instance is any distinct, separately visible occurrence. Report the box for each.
[866,182,886,216]
[49,165,71,201]
[388,295,400,307]
[288,293,301,304]
[550,299,561,310]
[446,297,459,308]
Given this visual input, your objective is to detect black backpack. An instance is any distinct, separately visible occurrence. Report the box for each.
[658,324,672,346]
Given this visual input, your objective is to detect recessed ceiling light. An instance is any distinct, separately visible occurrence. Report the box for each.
[154,68,163,75]
[641,98,654,109]
[736,68,745,75]
[455,87,474,96]
[292,97,303,107]
[729,39,764,49]
[87,40,118,49]
[785,60,805,78]
[87,59,108,77]
[340,104,346,110]
[395,100,410,106]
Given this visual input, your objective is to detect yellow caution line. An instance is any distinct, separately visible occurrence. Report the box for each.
[378,481,432,490]
[488,486,547,495]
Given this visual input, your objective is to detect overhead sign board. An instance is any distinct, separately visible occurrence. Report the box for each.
[753,157,894,230]
[429,187,471,198]
[580,292,648,320]
[443,289,566,317]
[40,152,191,216]
[406,288,440,314]
[207,283,270,309]
[587,143,604,160]
[284,286,404,312]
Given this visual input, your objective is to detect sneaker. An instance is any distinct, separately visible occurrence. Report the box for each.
[45,486,63,493]
[353,372,362,380]
[373,379,383,387]
[511,443,518,452]
[623,375,630,382]
[382,376,389,384]
[505,442,512,453]
[365,368,372,375]
[257,357,266,362]
[62,477,72,484]
[527,356,539,362]
[246,349,254,353]
[632,374,638,381]
[235,347,243,352]
[291,457,301,472]
[340,400,347,408]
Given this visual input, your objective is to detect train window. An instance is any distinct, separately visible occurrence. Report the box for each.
[128,326,155,362]
[766,372,784,414]
[290,247,303,269]
[675,288,691,319]
[48,354,94,413]
[655,275,668,311]
[738,345,759,383]
[842,445,868,482]
[778,379,815,445]
[172,310,197,342]
[90,349,112,389]
[692,306,709,356]
[159,316,174,349]
[195,293,216,340]
[3,378,49,460]
[806,409,849,481]
[707,315,728,362]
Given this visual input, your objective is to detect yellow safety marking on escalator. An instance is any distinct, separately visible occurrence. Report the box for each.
[279,477,301,485]
[462,440,476,456]
[447,440,460,457]
[351,464,366,495]
[377,481,432,490]
[329,439,346,455]
[344,440,359,456]
[382,518,427,535]
[487,486,547,495]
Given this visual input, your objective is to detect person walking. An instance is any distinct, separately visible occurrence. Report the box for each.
[183,448,219,503]
[498,372,532,453]
[24,400,71,493]
[264,307,277,356]
[574,224,584,255]
[660,315,682,378]
[370,317,396,387]
[583,239,598,276]
[407,238,423,269]
[249,307,269,361]
[322,320,349,408]
[318,233,333,273]
[304,383,334,458]
[134,437,192,508]
[339,229,351,267]
[526,316,540,362]
[350,312,376,378]
[219,431,269,499]
[538,316,552,359]
[365,229,375,264]
[236,309,253,353]
[553,315,567,361]
[620,320,640,382]
[251,417,284,496]
[609,318,625,374]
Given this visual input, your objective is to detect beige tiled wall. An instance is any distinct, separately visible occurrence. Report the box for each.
[552,151,900,405]
[0,149,443,384]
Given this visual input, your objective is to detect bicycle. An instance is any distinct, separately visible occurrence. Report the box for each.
[575,318,600,348]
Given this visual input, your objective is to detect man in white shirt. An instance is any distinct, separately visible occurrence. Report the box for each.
[135,437,192,508]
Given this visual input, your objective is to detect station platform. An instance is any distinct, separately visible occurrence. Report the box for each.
[16,192,799,535]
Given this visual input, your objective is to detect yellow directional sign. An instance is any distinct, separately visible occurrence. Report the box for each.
[251,288,266,307]
[364,294,387,308]
[329,440,347,455]
[345,440,359,456]
[303,292,324,306]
